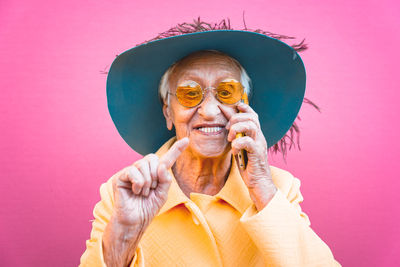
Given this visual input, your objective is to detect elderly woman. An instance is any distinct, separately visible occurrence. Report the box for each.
[80,21,340,267]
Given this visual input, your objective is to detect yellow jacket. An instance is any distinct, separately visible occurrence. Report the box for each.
[80,138,341,266]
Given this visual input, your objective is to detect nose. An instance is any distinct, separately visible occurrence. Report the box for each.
[197,90,221,119]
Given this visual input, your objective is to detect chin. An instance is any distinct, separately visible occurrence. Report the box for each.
[189,139,231,159]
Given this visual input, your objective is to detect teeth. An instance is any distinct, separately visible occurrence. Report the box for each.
[198,127,222,133]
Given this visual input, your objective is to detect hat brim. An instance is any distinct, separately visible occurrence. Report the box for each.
[107,30,306,155]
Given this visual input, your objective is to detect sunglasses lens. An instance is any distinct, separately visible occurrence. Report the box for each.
[175,81,244,107]
[176,84,203,107]
[217,81,243,104]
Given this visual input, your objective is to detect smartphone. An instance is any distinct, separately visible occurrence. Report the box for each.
[236,93,249,170]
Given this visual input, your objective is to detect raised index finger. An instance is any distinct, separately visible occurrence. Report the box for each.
[159,137,189,169]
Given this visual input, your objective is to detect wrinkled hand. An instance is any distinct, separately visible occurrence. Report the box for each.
[226,103,277,210]
[111,137,189,227]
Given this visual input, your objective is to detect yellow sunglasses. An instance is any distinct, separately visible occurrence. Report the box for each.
[169,80,244,108]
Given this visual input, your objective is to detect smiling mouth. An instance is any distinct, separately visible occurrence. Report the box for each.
[196,126,223,133]
[193,124,226,135]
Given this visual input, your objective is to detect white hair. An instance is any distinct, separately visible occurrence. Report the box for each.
[158,51,252,105]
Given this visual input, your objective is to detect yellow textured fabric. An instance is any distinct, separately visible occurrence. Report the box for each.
[80,138,341,266]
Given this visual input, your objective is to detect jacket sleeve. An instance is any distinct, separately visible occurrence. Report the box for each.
[79,175,145,267]
[239,171,341,267]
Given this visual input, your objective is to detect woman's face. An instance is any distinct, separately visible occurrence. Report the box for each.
[163,52,242,158]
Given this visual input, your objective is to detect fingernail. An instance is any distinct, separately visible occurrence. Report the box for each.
[144,188,150,197]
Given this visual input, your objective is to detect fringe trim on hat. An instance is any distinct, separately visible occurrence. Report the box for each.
[137,17,308,53]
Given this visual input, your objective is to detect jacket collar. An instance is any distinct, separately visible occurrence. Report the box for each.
[156,137,253,216]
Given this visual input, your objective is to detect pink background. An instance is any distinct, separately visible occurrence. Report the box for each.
[1,0,399,266]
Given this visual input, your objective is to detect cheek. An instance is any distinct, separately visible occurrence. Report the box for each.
[171,108,197,135]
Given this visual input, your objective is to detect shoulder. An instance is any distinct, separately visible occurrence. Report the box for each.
[270,166,302,200]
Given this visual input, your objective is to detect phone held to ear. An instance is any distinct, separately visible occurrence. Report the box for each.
[236,93,249,171]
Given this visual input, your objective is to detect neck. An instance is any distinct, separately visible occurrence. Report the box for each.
[172,149,232,197]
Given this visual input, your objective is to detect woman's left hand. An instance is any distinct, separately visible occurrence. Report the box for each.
[226,102,277,211]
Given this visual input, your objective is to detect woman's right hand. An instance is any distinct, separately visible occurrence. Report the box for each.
[103,138,189,266]
[111,137,189,227]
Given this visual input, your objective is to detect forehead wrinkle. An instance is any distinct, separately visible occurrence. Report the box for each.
[178,70,239,84]
[173,65,240,87]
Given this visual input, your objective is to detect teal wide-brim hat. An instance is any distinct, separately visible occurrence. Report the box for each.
[107,30,306,155]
